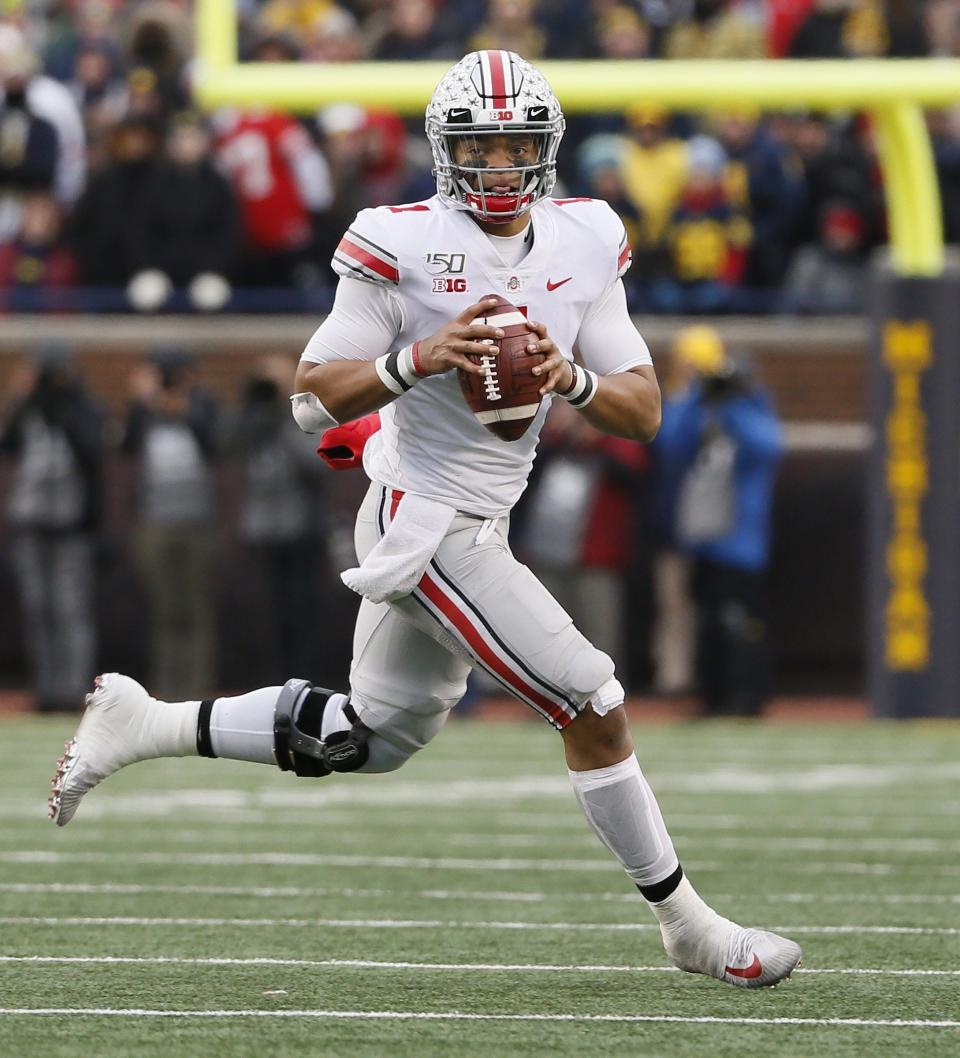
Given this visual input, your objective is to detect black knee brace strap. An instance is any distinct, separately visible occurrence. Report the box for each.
[273,680,371,777]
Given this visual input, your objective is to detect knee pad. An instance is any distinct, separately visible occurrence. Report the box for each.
[565,642,617,707]
[347,688,456,758]
[559,639,623,717]
[273,679,372,777]
[590,676,626,717]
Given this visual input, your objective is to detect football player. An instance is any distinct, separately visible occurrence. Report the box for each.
[49,51,801,989]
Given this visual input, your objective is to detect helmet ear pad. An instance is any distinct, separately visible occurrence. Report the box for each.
[426,50,565,221]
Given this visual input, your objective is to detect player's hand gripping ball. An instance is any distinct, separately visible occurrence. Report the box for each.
[457,294,546,441]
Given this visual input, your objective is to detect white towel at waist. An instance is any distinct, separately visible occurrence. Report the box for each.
[340,492,457,604]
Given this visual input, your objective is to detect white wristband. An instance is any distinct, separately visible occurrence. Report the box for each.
[557,364,599,409]
[289,391,338,433]
[375,342,425,396]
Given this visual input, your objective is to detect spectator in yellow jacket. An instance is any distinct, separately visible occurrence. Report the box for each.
[619,104,689,247]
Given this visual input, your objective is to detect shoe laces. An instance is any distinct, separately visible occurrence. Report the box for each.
[726,926,762,969]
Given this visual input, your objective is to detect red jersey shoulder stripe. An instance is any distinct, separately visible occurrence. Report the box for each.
[335,235,399,284]
[617,239,632,276]
[347,227,398,263]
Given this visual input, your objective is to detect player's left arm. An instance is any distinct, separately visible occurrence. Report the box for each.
[577,364,659,443]
[528,280,661,442]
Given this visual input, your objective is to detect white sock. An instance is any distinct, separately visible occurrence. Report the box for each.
[648,875,720,934]
[205,686,406,774]
[567,755,725,963]
[143,697,201,758]
[208,686,349,766]
[567,755,680,888]
[209,687,282,764]
[320,693,351,740]
[649,875,729,972]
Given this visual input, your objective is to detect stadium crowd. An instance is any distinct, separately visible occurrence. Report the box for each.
[2,1,960,313]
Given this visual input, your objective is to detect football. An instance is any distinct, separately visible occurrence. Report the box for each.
[457,294,546,442]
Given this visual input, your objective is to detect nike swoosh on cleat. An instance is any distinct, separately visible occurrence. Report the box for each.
[546,277,572,291]
[725,954,763,979]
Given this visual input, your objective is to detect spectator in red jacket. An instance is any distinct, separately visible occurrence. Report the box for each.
[766,0,815,56]
[213,34,333,290]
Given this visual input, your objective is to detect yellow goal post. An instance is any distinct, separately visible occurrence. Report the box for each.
[194,0,960,277]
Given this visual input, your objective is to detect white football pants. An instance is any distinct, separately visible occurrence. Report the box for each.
[348,483,618,754]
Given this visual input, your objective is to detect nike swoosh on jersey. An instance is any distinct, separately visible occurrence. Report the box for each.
[724,954,763,979]
[546,277,572,291]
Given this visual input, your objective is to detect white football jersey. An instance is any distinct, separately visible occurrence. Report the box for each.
[314,194,649,518]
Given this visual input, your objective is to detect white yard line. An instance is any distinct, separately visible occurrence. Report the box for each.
[5,850,960,876]
[5,802,958,830]
[0,850,653,871]
[9,761,960,819]
[1,882,957,906]
[768,892,960,904]
[499,811,960,832]
[677,836,960,853]
[5,828,958,855]
[0,882,390,899]
[0,1008,957,1028]
[0,916,956,935]
[1,956,959,977]
[361,832,960,854]
[5,815,960,853]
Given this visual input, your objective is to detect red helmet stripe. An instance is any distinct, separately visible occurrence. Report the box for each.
[484,50,508,108]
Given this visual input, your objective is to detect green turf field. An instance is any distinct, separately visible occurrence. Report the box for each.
[1,714,958,1058]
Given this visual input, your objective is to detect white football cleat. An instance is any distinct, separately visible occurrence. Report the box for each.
[665,917,802,989]
[49,673,160,827]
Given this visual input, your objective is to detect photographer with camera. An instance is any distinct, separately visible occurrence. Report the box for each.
[120,349,220,700]
[652,326,783,717]
[1,346,103,712]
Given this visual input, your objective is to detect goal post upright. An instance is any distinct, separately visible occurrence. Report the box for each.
[193,0,960,715]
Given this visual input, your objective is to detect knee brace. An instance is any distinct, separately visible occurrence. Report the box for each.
[273,679,372,777]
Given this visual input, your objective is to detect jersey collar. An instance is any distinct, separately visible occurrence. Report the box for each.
[446,201,556,295]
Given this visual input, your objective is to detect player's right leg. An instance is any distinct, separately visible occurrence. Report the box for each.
[561,704,802,989]
[372,488,801,991]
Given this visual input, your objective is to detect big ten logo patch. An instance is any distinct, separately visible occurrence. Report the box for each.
[424,252,466,275]
[433,278,468,292]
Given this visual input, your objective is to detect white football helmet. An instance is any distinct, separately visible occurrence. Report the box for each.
[425,50,565,223]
